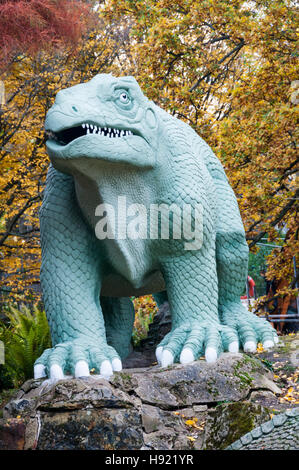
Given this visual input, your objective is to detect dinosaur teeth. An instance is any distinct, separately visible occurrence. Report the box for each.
[78,123,133,137]
[47,123,135,147]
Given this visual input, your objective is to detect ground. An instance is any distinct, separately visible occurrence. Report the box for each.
[248,332,299,412]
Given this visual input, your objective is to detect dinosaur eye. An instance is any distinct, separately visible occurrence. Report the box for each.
[115,89,133,109]
[119,92,130,104]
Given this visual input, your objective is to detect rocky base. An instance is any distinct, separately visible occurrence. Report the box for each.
[0,352,291,450]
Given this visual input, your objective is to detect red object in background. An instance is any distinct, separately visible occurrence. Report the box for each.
[241,276,256,299]
[248,276,255,297]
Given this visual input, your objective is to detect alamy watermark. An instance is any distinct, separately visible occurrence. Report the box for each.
[94,196,203,250]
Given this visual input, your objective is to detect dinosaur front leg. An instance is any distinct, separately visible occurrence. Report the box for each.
[215,180,278,351]
[34,166,122,381]
[157,243,239,366]
[216,230,278,351]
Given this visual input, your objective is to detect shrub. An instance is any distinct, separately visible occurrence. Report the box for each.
[132,295,158,347]
[0,304,51,385]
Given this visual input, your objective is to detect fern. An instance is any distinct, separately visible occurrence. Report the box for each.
[0,304,51,382]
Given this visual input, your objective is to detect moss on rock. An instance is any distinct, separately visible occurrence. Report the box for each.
[204,402,270,450]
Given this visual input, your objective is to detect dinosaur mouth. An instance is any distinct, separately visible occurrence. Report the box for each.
[46,123,134,146]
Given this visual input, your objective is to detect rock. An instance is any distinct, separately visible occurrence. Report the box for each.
[249,390,280,410]
[0,353,286,450]
[114,353,274,409]
[251,373,282,395]
[203,402,270,450]
[139,301,171,350]
[0,418,26,450]
[123,301,171,368]
[37,408,143,450]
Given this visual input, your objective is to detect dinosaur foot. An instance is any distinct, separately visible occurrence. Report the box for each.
[220,302,279,353]
[34,337,122,381]
[155,321,239,367]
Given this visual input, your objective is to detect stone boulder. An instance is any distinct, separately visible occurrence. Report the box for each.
[0,353,285,450]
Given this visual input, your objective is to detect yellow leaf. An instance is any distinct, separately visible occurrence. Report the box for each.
[185,419,196,427]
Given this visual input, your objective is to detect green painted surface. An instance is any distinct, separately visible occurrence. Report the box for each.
[36,74,277,377]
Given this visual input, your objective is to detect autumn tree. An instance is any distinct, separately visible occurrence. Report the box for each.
[0,14,127,300]
[104,0,298,305]
[0,0,96,70]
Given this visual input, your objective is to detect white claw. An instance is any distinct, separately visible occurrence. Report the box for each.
[263,340,274,350]
[75,360,90,377]
[155,346,163,364]
[244,341,257,353]
[161,349,174,368]
[112,358,122,371]
[100,360,113,379]
[180,348,195,364]
[228,341,239,353]
[205,347,218,363]
[34,364,47,379]
[50,364,64,381]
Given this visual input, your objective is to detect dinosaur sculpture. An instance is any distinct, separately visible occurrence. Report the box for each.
[226,407,299,450]
[34,74,278,381]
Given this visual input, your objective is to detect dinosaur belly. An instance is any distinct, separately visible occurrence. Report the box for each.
[72,163,160,290]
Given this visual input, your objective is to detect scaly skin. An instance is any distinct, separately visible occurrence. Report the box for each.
[35,74,277,381]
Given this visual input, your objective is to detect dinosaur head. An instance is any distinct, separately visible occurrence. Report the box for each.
[45,74,159,169]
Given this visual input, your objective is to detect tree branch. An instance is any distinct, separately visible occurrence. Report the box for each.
[247,188,299,247]
[188,39,245,92]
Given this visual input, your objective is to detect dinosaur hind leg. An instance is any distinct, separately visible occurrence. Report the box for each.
[153,291,168,307]
[100,296,135,360]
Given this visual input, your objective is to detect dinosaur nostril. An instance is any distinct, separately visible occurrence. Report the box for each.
[72,106,78,112]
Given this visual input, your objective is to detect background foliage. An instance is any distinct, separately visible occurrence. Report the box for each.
[132,296,158,347]
[0,304,50,387]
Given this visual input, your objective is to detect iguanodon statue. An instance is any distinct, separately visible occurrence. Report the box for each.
[34,74,278,381]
